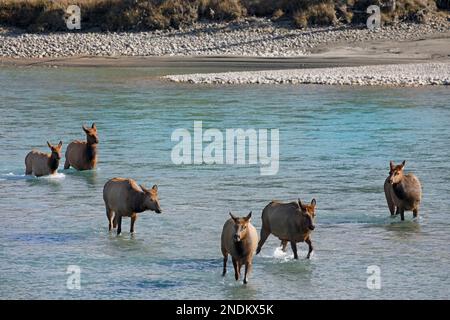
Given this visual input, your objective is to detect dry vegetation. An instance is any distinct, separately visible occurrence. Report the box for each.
[0,0,447,32]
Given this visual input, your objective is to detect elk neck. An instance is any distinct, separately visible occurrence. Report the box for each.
[86,143,97,161]
[48,154,59,173]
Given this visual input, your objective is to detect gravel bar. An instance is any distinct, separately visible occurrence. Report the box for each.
[164,63,450,86]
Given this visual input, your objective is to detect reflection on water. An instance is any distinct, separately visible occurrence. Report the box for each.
[223,281,258,300]
[384,220,422,236]
[0,67,449,299]
[63,169,98,188]
[26,176,65,190]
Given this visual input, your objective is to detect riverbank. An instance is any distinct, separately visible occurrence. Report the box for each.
[1,17,449,59]
[1,16,449,86]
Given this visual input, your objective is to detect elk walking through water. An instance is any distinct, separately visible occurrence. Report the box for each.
[25,141,63,177]
[103,177,162,235]
[221,212,258,284]
[64,123,98,171]
[256,198,317,259]
[384,160,422,220]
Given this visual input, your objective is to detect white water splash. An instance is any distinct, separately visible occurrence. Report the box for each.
[4,172,20,176]
[0,172,65,180]
[261,246,315,261]
[40,172,65,180]
[260,246,294,262]
[273,246,295,262]
[0,172,29,180]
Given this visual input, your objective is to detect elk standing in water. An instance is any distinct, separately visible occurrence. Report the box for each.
[25,141,63,177]
[384,160,422,221]
[64,123,98,171]
[256,198,317,259]
[103,178,162,235]
[221,212,258,284]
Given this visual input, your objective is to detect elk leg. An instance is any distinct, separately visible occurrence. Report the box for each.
[106,208,114,231]
[64,158,70,170]
[232,258,239,281]
[399,208,405,221]
[413,208,419,218]
[256,227,270,255]
[117,216,123,235]
[243,262,252,284]
[281,240,288,252]
[113,215,118,229]
[305,237,313,259]
[25,162,32,175]
[290,241,299,260]
[222,254,228,277]
[395,207,400,215]
[130,214,137,233]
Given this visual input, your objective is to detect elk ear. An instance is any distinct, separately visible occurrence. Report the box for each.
[298,198,304,210]
[140,184,148,193]
[390,161,395,170]
[245,211,252,221]
[58,141,63,148]
[401,160,406,168]
[152,185,158,191]
[91,123,96,130]
[311,198,316,207]
[47,141,52,149]
[82,125,89,133]
[229,212,238,222]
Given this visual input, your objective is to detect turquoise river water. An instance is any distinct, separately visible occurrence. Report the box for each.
[0,67,449,299]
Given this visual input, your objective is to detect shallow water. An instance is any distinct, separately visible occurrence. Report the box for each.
[0,67,449,299]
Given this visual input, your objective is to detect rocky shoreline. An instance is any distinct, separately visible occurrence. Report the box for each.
[1,17,449,58]
[164,63,450,86]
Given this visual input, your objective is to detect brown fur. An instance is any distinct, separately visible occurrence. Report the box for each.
[103,177,162,235]
[64,123,98,171]
[256,198,317,259]
[221,212,258,284]
[25,141,62,177]
[384,160,422,221]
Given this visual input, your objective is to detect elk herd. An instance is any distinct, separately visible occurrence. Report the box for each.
[24,123,423,284]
